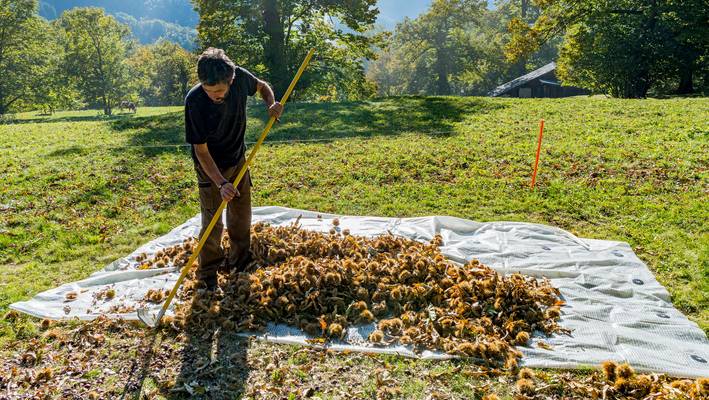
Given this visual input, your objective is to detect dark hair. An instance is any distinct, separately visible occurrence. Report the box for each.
[197,48,236,85]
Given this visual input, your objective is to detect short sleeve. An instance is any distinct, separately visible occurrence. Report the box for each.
[185,100,206,144]
[237,66,258,97]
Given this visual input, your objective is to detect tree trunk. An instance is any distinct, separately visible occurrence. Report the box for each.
[262,0,288,98]
[676,62,694,94]
[434,54,451,95]
[434,31,451,96]
[0,95,20,115]
[103,95,112,115]
[621,72,650,98]
[632,0,656,98]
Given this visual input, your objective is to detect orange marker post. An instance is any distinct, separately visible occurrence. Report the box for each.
[530,119,545,190]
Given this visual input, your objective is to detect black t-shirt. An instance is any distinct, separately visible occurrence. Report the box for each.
[184,66,258,169]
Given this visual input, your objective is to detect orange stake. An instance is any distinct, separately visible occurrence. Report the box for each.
[530,119,545,190]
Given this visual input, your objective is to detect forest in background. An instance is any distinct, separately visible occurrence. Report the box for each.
[1,0,706,115]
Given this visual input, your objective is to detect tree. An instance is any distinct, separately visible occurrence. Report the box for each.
[505,0,709,97]
[369,0,510,96]
[0,0,82,115]
[27,20,83,114]
[58,8,134,115]
[0,0,47,114]
[555,16,658,98]
[494,0,557,77]
[494,0,540,22]
[660,0,709,94]
[368,0,562,97]
[127,41,197,106]
[402,0,486,95]
[193,0,382,99]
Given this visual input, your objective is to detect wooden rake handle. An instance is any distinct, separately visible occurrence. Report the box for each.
[150,48,316,327]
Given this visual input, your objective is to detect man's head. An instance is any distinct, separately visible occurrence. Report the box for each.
[197,48,236,104]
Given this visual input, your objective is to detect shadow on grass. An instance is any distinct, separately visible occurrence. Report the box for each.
[257,96,506,141]
[47,146,90,157]
[120,291,249,399]
[3,112,137,125]
[120,329,163,400]
[172,292,250,399]
[108,97,506,157]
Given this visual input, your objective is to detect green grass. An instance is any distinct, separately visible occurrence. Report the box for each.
[1,97,707,342]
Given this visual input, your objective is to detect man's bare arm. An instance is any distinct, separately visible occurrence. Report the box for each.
[256,79,283,121]
[194,143,238,201]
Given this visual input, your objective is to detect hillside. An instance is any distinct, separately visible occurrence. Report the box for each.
[38,0,198,25]
[114,12,196,49]
[39,0,198,47]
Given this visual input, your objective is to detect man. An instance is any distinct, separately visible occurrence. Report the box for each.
[185,48,283,289]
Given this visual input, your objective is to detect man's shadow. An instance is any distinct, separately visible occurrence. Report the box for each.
[172,284,250,400]
[121,273,250,400]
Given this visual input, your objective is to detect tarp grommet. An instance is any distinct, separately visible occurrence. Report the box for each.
[690,355,707,363]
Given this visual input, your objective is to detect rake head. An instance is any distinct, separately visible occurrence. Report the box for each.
[137,306,163,328]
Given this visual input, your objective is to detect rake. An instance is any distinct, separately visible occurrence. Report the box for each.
[137,48,316,327]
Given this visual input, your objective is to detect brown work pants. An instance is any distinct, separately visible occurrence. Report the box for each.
[194,158,252,281]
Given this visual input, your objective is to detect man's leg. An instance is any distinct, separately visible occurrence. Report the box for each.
[225,160,252,271]
[194,164,228,286]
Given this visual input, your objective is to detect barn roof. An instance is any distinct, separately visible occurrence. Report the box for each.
[489,62,557,97]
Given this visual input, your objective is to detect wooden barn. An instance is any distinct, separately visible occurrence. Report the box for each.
[489,62,589,98]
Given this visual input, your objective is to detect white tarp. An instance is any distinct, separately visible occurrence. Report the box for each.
[10,206,709,378]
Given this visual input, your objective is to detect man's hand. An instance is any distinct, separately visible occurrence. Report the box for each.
[219,182,240,202]
[268,101,283,122]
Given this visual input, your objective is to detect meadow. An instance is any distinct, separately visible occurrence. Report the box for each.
[0,97,707,398]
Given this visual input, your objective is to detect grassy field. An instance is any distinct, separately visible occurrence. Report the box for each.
[0,97,707,398]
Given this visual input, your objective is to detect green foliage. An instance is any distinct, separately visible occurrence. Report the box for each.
[0,0,47,114]
[0,0,81,115]
[193,0,383,100]
[506,0,709,97]
[556,21,652,98]
[1,4,199,114]
[367,0,558,96]
[368,0,486,96]
[57,7,135,115]
[22,20,84,114]
[402,0,485,95]
[654,0,709,95]
[494,0,560,73]
[127,40,198,106]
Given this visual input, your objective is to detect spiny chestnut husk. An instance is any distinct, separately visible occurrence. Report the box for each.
[161,220,567,368]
